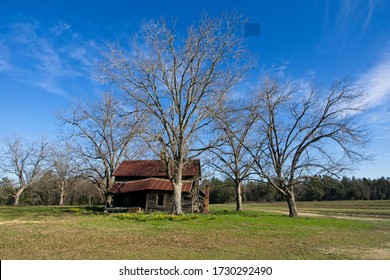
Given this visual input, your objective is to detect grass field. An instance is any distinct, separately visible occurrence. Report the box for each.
[0,201,389,260]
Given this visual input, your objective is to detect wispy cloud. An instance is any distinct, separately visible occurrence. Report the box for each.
[319,0,378,53]
[0,42,13,72]
[0,18,100,99]
[357,49,390,108]
[0,55,12,72]
[35,79,71,99]
[50,19,71,36]
[362,0,377,33]
[353,46,390,143]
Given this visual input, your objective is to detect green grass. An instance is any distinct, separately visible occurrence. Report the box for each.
[0,201,389,260]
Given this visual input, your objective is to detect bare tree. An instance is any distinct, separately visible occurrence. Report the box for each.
[101,13,252,214]
[209,100,258,211]
[48,143,78,206]
[250,78,372,217]
[0,136,48,205]
[58,92,143,203]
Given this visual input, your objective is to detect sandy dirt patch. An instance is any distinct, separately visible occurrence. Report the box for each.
[0,220,43,225]
[244,207,390,221]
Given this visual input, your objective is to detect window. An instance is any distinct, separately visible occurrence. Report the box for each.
[157,193,164,207]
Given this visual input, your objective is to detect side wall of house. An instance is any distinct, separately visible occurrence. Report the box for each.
[191,181,200,213]
[146,191,193,213]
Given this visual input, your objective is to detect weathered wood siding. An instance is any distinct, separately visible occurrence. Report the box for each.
[145,191,194,213]
[182,192,193,213]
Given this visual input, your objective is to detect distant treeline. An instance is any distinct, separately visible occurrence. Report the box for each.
[202,176,390,204]
[2,173,390,206]
[0,173,102,206]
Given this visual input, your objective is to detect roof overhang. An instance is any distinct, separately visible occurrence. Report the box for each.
[108,178,193,194]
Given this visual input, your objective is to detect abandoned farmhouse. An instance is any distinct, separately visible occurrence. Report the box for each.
[106,159,208,213]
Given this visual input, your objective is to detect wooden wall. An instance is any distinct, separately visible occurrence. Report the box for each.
[111,180,208,213]
[145,191,194,213]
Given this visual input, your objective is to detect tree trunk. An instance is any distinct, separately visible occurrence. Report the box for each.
[106,194,113,208]
[14,193,21,206]
[172,176,183,215]
[59,194,64,206]
[13,186,27,206]
[285,192,298,217]
[235,180,242,211]
[59,182,65,206]
[103,176,115,205]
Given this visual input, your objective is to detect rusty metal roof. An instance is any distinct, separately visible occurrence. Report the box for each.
[112,159,200,178]
[108,178,193,194]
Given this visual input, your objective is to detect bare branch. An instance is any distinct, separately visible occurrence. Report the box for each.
[57,92,144,199]
[0,136,49,205]
[248,77,373,217]
[100,12,252,214]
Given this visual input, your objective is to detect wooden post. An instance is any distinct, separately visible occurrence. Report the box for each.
[145,192,149,212]
[204,185,209,213]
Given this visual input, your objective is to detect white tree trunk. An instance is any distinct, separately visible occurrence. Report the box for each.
[172,176,183,215]
[59,182,65,206]
[13,186,27,206]
[235,180,242,211]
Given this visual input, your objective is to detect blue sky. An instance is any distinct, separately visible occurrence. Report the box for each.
[1,0,390,179]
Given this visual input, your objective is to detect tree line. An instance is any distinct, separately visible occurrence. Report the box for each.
[0,174,102,206]
[2,174,389,206]
[0,13,374,216]
[204,176,390,204]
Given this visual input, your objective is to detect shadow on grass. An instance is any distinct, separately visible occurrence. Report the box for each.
[58,205,106,216]
[210,209,273,218]
[84,206,105,212]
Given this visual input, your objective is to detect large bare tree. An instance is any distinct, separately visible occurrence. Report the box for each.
[209,100,258,211]
[101,13,251,214]
[250,78,371,217]
[0,136,48,205]
[58,92,143,203]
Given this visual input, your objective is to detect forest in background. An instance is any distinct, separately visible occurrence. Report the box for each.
[203,176,390,204]
[1,173,389,206]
